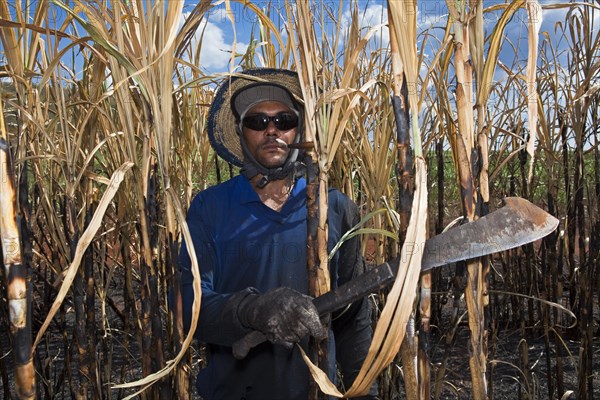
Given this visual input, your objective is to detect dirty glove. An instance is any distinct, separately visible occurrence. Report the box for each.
[237,287,327,348]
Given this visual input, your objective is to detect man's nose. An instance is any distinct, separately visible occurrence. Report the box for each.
[265,121,280,135]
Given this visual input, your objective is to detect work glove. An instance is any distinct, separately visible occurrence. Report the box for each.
[237,287,327,348]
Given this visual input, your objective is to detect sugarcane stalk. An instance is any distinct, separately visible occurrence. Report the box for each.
[418,271,431,400]
[0,94,35,399]
[287,3,331,397]
[387,2,434,399]
[591,114,600,399]
[72,211,88,399]
[121,222,138,399]
[541,223,554,398]
[540,121,558,397]
[304,149,322,400]
[519,338,529,399]
[432,292,463,399]
[548,193,565,396]
[303,115,331,400]
[292,2,331,301]
[169,217,189,399]
[305,152,320,298]
[473,1,492,371]
[387,5,423,399]
[134,116,167,399]
[72,163,99,399]
[446,2,488,396]
[137,117,156,400]
[18,87,35,400]
[574,130,591,399]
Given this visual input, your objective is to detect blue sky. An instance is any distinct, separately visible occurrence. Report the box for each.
[182,0,587,73]
[2,0,594,88]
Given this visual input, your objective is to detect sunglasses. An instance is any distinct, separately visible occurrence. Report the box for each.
[241,112,299,131]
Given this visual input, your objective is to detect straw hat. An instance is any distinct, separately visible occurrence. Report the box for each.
[207,68,304,167]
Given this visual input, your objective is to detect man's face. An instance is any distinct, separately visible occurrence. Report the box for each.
[241,101,298,168]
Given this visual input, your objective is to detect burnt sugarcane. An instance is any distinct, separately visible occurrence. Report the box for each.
[302,141,330,400]
[388,6,421,398]
[448,12,488,398]
[305,149,320,400]
[0,95,35,399]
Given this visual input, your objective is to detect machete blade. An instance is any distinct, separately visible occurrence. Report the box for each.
[421,197,559,271]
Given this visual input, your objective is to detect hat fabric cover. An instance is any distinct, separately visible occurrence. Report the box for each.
[232,83,299,120]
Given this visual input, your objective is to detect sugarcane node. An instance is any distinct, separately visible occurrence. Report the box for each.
[14,362,35,398]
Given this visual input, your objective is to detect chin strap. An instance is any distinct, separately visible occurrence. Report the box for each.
[240,157,305,188]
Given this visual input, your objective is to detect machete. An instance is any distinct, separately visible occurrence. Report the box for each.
[231,197,559,359]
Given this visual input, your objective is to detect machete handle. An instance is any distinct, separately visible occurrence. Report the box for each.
[232,330,266,360]
[231,261,397,359]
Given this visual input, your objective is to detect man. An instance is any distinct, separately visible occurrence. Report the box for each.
[179,68,377,400]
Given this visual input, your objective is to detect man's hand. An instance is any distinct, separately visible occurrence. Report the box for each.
[237,287,327,348]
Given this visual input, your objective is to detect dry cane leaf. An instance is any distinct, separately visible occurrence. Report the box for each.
[345,159,427,396]
[305,159,427,398]
[299,346,345,398]
[526,0,541,183]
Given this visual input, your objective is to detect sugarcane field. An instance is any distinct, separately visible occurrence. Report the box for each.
[1,0,599,399]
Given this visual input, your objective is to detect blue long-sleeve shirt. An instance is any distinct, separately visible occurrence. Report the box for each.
[179,175,375,400]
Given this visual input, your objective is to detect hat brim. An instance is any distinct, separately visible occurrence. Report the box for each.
[207,68,304,167]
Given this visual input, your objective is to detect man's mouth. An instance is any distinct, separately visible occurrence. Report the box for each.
[262,139,288,151]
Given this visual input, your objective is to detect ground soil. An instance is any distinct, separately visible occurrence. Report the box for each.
[1,299,598,399]
[180,292,600,400]
[1,257,598,399]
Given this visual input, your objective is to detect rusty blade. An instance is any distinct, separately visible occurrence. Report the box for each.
[421,197,559,271]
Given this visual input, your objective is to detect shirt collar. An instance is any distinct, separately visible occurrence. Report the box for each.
[238,175,261,204]
[237,176,307,206]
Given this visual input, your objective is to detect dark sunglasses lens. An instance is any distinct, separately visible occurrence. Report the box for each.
[274,114,299,130]
[242,113,299,131]
[242,115,270,131]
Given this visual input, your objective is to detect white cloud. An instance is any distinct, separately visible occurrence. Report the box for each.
[198,19,248,70]
[179,12,249,72]
[341,4,389,49]
[338,2,452,52]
